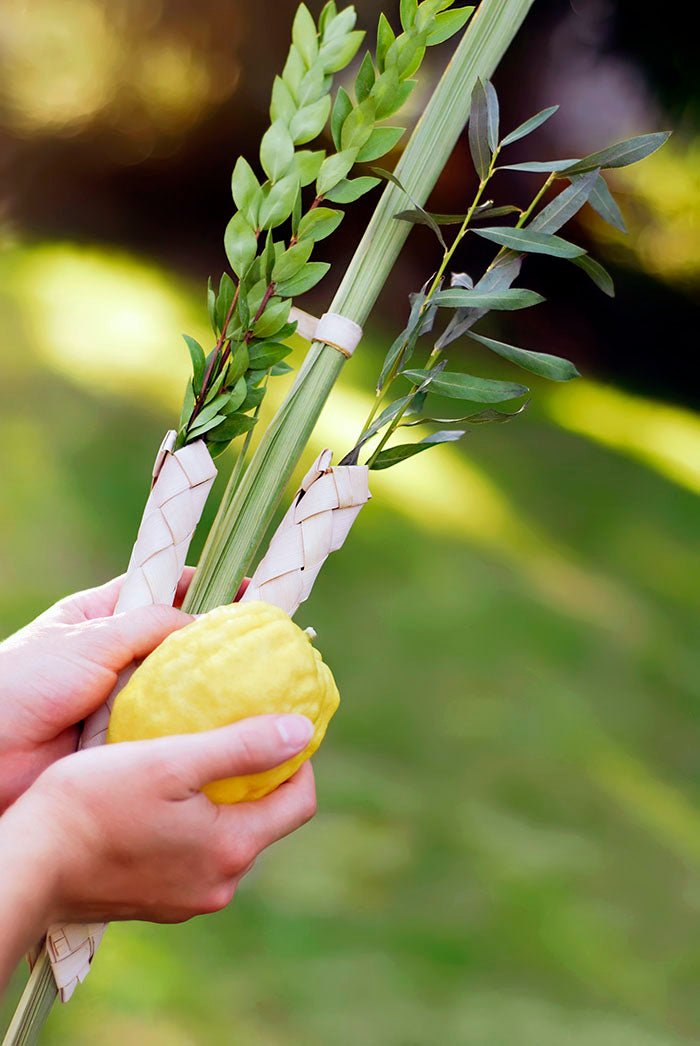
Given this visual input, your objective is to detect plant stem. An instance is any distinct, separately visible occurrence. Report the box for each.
[181,0,536,615]
[363,154,501,465]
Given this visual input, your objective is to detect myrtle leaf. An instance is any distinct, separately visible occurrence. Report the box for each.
[276,261,330,297]
[260,121,295,182]
[473,226,586,258]
[224,213,257,277]
[331,87,353,150]
[467,331,580,380]
[402,368,529,402]
[357,126,405,162]
[210,413,258,441]
[426,6,474,46]
[570,254,615,297]
[324,175,380,203]
[207,277,217,334]
[182,335,205,393]
[297,206,344,242]
[500,105,559,147]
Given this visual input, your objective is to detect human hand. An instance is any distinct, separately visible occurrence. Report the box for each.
[0,713,316,986]
[0,571,196,811]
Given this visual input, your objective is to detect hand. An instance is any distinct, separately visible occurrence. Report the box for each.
[0,571,197,811]
[0,713,316,988]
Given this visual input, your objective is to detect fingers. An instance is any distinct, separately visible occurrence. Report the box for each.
[174,567,196,608]
[223,761,317,854]
[80,604,194,669]
[153,715,314,793]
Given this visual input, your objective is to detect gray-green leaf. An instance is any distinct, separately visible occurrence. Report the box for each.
[473,225,586,258]
[560,131,671,177]
[402,369,529,402]
[468,331,580,380]
[370,429,467,470]
[433,287,544,310]
[570,254,615,297]
[468,78,492,181]
[500,105,558,147]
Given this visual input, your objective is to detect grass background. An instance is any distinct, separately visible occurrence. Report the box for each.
[0,240,698,1044]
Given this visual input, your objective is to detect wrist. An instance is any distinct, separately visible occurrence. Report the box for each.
[0,795,63,947]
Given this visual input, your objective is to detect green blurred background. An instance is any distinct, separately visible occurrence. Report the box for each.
[1,0,699,1042]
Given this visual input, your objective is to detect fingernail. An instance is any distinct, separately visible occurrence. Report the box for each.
[276,714,314,749]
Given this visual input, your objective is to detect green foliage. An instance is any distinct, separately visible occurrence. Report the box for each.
[344,77,669,471]
[177,0,475,457]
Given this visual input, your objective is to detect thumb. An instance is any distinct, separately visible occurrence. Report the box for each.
[148,714,315,796]
[55,605,194,722]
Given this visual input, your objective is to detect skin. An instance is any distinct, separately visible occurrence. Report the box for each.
[0,572,317,993]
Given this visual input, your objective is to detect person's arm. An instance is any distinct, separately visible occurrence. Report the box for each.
[0,571,199,810]
[0,713,316,992]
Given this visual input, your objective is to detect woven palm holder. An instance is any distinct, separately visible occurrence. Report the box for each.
[38,432,217,1002]
[242,449,371,618]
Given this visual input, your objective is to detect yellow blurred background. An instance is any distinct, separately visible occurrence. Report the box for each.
[1,1,699,1042]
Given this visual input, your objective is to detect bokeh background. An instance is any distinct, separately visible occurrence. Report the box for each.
[1,0,699,1042]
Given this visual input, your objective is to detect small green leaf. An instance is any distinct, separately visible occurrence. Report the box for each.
[259,171,300,229]
[371,67,400,119]
[397,39,425,79]
[319,1,338,37]
[293,149,326,187]
[189,413,227,439]
[282,44,305,98]
[270,360,294,376]
[260,121,295,182]
[270,75,297,125]
[272,240,314,283]
[341,98,376,150]
[228,341,250,382]
[433,287,544,310]
[248,341,293,369]
[182,334,205,393]
[560,131,671,176]
[225,375,248,413]
[216,272,235,332]
[297,206,343,242]
[290,96,331,145]
[331,86,353,150]
[500,105,559,147]
[587,173,627,233]
[178,378,195,431]
[296,64,325,107]
[207,277,217,334]
[211,413,258,441]
[319,28,365,74]
[276,261,330,297]
[400,0,418,30]
[325,175,380,203]
[224,212,257,277]
[240,385,266,412]
[473,226,586,258]
[231,156,262,227]
[468,331,580,380]
[253,297,292,338]
[376,12,395,72]
[426,6,474,45]
[377,78,416,118]
[370,429,467,470]
[357,125,405,162]
[316,148,358,195]
[402,369,529,403]
[189,393,230,433]
[468,78,491,181]
[292,3,319,66]
[471,204,522,221]
[355,51,376,102]
[570,254,615,297]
